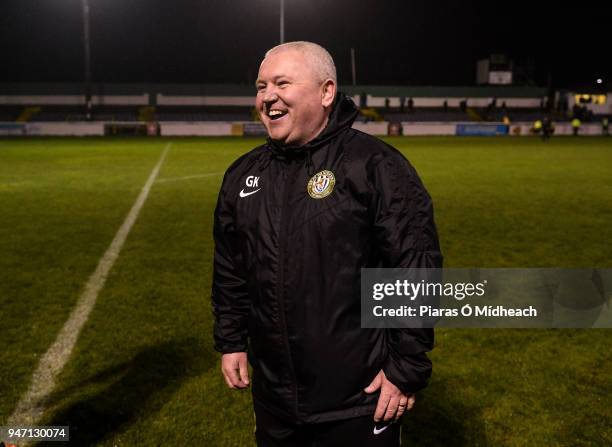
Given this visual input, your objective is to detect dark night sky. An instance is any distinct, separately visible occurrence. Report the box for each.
[1,0,609,89]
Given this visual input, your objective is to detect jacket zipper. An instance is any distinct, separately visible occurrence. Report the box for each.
[277,159,300,420]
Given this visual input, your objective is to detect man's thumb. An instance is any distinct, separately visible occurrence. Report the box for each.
[364,372,383,393]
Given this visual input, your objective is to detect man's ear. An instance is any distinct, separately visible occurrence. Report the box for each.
[321,79,336,108]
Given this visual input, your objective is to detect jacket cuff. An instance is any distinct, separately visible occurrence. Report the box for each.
[214,341,248,354]
[382,350,432,394]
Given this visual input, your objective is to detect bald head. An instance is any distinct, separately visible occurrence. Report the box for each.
[255,41,337,146]
[264,41,337,85]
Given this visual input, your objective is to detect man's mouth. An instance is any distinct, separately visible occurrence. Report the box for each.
[267,109,288,121]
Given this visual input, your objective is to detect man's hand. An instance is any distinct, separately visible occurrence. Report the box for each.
[221,352,250,389]
[364,370,415,422]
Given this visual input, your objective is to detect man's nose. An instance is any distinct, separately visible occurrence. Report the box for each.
[262,88,279,104]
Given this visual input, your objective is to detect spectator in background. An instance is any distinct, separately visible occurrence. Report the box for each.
[602,116,609,136]
[542,116,554,141]
[459,99,467,113]
[399,96,406,112]
[407,97,414,112]
[384,98,390,112]
[533,119,543,136]
[571,117,581,136]
[502,114,511,134]
[443,100,448,112]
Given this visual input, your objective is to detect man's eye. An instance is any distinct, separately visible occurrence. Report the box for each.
[256,85,265,92]
[278,81,289,88]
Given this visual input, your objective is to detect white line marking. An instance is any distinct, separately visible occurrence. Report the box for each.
[156,172,222,183]
[6,143,172,428]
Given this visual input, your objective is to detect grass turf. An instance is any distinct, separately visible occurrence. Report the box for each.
[0,136,610,446]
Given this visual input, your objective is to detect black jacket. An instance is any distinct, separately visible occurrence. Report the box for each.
[212,94,442,424]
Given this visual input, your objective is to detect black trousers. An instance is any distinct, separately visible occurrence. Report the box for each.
[254,402,401,447]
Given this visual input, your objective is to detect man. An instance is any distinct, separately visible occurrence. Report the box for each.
[541,116,554,141]
[571,117,581,136]
[533,119,543,136]
[212,41,442,446]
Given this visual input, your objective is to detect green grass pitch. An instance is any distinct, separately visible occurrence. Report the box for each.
[0,136,611,446]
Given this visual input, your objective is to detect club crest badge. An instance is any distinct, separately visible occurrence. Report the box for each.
[307,170,335,199]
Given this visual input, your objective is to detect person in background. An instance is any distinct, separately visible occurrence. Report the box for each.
[502,114,511,134]
[533,119,543,136]
[571,117,581,136]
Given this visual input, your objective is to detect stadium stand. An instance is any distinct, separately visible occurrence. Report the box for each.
[385,109,469,122]
[1,83,608,138]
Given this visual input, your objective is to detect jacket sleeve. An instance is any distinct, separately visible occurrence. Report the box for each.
[211,173,250,353]
[369,149,443,394]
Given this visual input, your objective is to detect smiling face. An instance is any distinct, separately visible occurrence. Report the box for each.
[255,48,336,146]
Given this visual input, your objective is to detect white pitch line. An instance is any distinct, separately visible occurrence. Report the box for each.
[155,172,222,183]
[6,142,172,429]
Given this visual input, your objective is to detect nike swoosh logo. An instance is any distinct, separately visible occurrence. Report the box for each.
[373,425,389,435]
[239,188,261,198]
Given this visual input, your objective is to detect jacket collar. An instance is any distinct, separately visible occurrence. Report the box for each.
[265,92,359,159]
